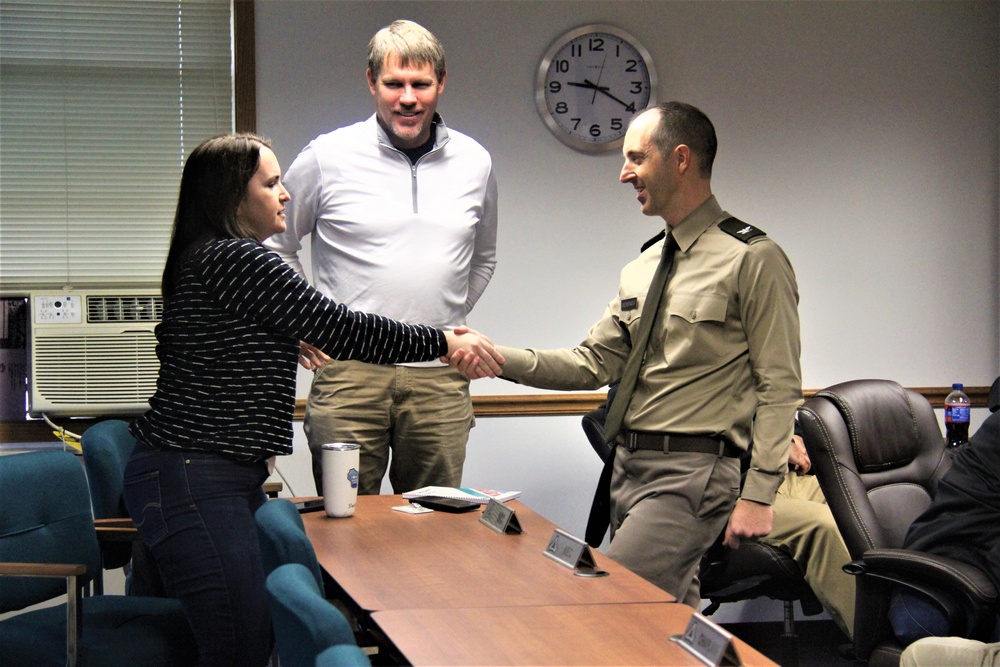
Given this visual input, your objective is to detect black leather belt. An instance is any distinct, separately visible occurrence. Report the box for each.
[619,429,742,458]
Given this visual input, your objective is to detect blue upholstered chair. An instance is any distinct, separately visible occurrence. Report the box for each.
[317,644,374,667]
[266,563,370,667]
[0,449,197,666]
[255,497,324,587]
[80,420,134,528]
[80,419,164,597]
[80,419,141,594]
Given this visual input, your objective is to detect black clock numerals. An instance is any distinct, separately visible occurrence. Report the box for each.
[569,37,607,57]
[575,117,624,138]
[536,25,657,153]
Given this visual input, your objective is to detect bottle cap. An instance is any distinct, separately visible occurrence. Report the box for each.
[952,383,963,390]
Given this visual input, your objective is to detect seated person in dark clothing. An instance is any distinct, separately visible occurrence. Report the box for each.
[889,408,1000,645]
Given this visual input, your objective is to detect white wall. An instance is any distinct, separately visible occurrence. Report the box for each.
[257,0,999,622]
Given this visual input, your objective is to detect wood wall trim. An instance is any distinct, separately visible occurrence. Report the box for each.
[294,385,992,420]
[233,0,256,133]
[1,387,990,443]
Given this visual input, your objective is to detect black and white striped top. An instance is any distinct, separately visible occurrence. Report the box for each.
[131,238,447,462]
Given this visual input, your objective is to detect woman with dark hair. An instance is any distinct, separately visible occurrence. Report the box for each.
[123,133,502,667]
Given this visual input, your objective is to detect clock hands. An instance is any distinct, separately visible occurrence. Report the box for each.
[566,79,631,109]
[592,54,608,105]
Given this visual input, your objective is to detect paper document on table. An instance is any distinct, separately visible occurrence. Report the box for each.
[402,486,521,504]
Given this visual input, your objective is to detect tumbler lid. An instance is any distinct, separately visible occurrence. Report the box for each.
[321,442,360,451]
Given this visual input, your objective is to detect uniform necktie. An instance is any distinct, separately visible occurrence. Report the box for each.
[603,232,678,441]
[585,232,678,547]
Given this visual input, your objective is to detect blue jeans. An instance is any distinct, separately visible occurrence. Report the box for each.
[123,441,271,667]
[891,588,1000,645]
[890,588,952,645]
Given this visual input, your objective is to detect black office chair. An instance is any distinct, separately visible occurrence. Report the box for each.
[799,379,998,667]
[698,537,824,666]
[581,396,822,667]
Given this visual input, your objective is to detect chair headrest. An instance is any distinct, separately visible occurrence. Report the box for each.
[816,380,927,473]
[80,419,136,518]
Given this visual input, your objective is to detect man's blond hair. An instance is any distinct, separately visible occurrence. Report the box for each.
[367,20,446,81]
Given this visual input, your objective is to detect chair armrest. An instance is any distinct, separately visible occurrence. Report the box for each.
[0,562,87,578]
[842,548,1000,650]
[94,517,139,542]
[0,561,86,664]
[846,548,997,606]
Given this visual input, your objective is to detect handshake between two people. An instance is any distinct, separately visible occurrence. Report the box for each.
[296,325,504,380]
[442,326,504,379]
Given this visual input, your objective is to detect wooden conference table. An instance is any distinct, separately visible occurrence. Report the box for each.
[373,602,777,666]
[302,494,776,666]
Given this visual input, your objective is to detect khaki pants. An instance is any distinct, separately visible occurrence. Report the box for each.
[304,360,473,496]
[760,473,856,640]
[607,448,741,607]
[902,637,1000,667]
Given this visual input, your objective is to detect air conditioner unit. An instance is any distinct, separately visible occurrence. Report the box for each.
[28,289,162,417]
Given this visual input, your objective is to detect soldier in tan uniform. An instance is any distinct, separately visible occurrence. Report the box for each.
[458,102,802,606]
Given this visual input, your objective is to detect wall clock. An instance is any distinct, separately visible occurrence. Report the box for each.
[535,24,657,153]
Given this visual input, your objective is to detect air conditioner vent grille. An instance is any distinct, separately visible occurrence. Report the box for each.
[87,295,163,323]
[30,289,161,416]
[32,332,159,405]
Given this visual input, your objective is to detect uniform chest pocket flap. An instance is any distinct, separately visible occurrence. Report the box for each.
[667,292,728,324]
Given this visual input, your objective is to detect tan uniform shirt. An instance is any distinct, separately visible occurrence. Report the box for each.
[498,196,802,504]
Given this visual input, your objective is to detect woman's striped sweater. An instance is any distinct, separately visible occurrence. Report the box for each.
[130,238,447,462]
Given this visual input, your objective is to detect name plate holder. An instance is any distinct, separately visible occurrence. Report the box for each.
[543,529,609,577]
[479,498,522,534]
[670,612,741,666]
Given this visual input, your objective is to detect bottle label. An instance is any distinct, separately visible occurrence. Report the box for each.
[945,406,971,424]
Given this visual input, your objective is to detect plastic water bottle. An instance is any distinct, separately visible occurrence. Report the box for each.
[944,383,971,448]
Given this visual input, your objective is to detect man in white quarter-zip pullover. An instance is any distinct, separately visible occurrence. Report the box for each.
[265,19,498,496]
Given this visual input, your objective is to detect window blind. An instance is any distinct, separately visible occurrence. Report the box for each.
[0,0,234,294]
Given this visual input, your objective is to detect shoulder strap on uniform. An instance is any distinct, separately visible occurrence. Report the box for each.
[718,216,766,243]
[639,230,666,253]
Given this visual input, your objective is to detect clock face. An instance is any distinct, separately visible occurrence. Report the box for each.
[536,25,657,153]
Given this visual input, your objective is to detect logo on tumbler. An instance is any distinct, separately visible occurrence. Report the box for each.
[348,468,359,489]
